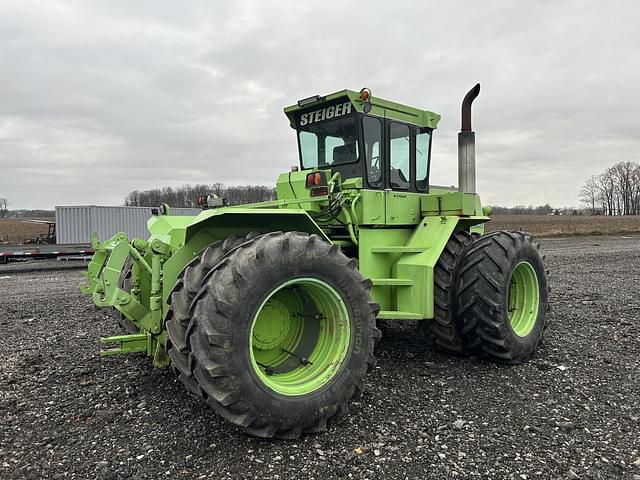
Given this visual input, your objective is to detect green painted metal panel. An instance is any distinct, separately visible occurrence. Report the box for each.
[274,170,323,212]
[341,177,363,189]
[358,190,386,225]
[284,89,441,129]
[371,246,426,253]
[394,216,461,318]
[159,228,220,308]
[358,228,412,311]
[421,192,478,217]
[100,333,149,356]
[371,278,414,286]
[467,195,488,235]
[183,208,328,242]
[147,215,195,249]
[385,191,422,225]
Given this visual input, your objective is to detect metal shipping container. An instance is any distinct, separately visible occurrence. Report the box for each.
[55,205,201,244]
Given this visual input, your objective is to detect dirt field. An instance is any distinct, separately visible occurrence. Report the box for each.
[2,214,639,245]
[1,235,639,479]
[0,218,55,244]
[486,214,640,237]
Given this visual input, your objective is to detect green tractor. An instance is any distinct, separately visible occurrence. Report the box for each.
[82,84,548,438]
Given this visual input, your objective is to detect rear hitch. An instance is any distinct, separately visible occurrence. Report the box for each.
[81,231,172,367]
[100,332,170,368]
[100,333,150,356]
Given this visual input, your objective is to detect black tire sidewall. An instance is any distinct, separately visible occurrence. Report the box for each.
[500,239,548,359]
[226,259,372,424]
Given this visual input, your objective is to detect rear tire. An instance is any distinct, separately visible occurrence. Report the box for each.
[188,231,380,438]
[166,234,254,397]
[420,231,475,355]
[457,231,549,364]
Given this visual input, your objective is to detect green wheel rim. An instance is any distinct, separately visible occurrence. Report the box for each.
[508,261,540,337]
[249,278,351,396]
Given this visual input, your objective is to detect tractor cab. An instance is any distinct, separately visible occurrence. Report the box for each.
[284,89,441,193]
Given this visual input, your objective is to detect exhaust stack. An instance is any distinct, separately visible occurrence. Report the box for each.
[458,83,481,193]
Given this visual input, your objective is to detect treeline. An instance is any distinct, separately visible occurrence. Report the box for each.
[489,205,582,215]
[490,204,554,215]
[124,184,277,208]
[4,209,55,218]
[580,161,640,215]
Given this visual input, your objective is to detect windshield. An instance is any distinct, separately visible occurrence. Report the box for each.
[298,116,359,169]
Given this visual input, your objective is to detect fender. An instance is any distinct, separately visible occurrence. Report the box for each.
[159,208,330,307]
[184,207,330,243]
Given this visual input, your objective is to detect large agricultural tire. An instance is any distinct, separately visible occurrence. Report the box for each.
[457,231,549,364]
[420,231,475,355]
[166,234,255,397]
[187,231,381,439]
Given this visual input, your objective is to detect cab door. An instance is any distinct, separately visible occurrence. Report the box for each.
[385,121,421,225]
[362,116,384,190]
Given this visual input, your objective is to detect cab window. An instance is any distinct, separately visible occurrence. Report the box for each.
[299,132,318,168]
[362,116,383,187]
[298,116,359,169]
[389,122,410,189]
[416,129,431,191]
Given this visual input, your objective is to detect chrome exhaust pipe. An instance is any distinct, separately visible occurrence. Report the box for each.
[458,83,480,193]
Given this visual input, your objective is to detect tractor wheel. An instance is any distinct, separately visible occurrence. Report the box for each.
[420,231,475,355]
[166,234,254,397]
[116,260,139,334]
[188,231,380,438]
[457,231,549,364]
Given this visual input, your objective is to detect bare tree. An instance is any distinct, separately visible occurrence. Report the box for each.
[597,172,615,215]
[582,161,640,215]
[579,176,600,214]
[0,198,9,218]
[632,166,640,215]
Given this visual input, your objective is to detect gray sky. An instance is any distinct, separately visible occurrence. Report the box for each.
[1,0,638,209]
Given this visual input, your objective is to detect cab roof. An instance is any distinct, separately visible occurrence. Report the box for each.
[284,89,441,129]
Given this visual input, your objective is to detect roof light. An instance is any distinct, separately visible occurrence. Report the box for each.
[298,95,322,107]
[359,88,371,101]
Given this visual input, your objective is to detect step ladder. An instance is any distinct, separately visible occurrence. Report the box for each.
[368,245,427,320]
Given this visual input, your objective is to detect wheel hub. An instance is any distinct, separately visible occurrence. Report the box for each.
[252,300,291,350]
[509,260,540,337]
[250,278,351,396]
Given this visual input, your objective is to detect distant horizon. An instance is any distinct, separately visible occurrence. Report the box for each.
[3,202,588,212]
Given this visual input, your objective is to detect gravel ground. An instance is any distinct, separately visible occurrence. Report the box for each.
[1,235,639,480]
[0,258,89,275]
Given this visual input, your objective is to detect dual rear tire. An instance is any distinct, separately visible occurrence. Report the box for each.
[426,230,549,364]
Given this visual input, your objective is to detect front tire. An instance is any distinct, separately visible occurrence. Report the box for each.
[166,234,254,396]
[188,231,380,438]
[457,231,549,364]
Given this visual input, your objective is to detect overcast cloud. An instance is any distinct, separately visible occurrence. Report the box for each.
[1,0,639,209]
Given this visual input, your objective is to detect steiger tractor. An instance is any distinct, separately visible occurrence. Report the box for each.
[82,84,548,438]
